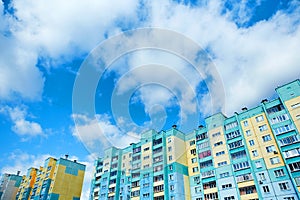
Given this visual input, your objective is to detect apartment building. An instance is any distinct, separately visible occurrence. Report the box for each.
[0,172,22,200]
[16,156,85,200]
[90,79,300,200]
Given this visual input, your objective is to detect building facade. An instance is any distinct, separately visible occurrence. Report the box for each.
[90,79,300,200]
[0,172,22,200]
[16,156,86,200]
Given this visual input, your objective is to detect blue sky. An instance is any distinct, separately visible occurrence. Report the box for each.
[1,0,300,198]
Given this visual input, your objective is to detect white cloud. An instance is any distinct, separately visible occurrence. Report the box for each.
[0,0,140,101]
[0,106,43,136]
[79,153,98,200]
[122,0,300,116]
[71,114,140,155]
[0,150,53,176]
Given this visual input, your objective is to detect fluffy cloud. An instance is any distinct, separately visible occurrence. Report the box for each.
[0,106,43,136]
[0,0,140,101]
[71,114,140,155]
[110,0,300,117]
[0,150,52,175]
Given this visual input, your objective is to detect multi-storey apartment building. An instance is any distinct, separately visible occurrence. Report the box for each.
[16,156,86,200]
[0,172,22,200]
[90,79,300,200]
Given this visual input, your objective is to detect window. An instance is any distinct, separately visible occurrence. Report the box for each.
[196,132,208,141]
[191,158,197,163]
[255,161,262,168]
[203,181,216,189]
[291,102,300,109]
[190,140,195,146]
[144,155,150,160]
[199,150,211,159]
[195,186,201,193]
[216,151,225,156]
[231,150,246,160]
[243,120,249,127]
[270,157,280,165]
[273,124,294,135]
[294,177,300,186]
[190,149,197,155]
[222,183,233,190]
[154,174,164,182]
[169,165,173,170]
[262,134,272,142]
[131,190,140,197]
[236,173,253,183]
[143,183,150,187]
[154,184,164,193]
[168,138,172,143]
[279,135,300,146]
[143,193,150,197]
[194,176,200,183]
[202,170,215,178]
[144,147,150,151]
[200,160,213,169]
[283,197,295,200]
[279,182,290,191]
[218,161,227,167]
[153,155,163,163]
[283,148,300,158]
[224,196,235,200]
[249,140,255,146]
[266,104,285,114]
[270,114,289,124]
[233,161,250,171]
[132,155,141,161]
[204,192,218,199]
[143,164,149,169]
[153,138,162,146]
[169,174,174,180]
[170,185,175,191]
[245,130,251,136]
[214,141,223,147]
[226,130,241,140]
[198,141,209,149]
[266,145,276,153]
[168,146,172,152]
[225,121,238,130]
[133,147,141,154]
[228,140,243,149]
[252,150,258,157]
[262,186,270,193]
[212,132,221,137]
[258,173,266,180]
[274,169,285,177]
[259,124,268,132]
[169,155,173,161]
[239,185,257,195]
[153,165,163,172]
[220,172,229,178]
[192,167,199,173]
[256,115,264,122]
[288,162,300,172]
